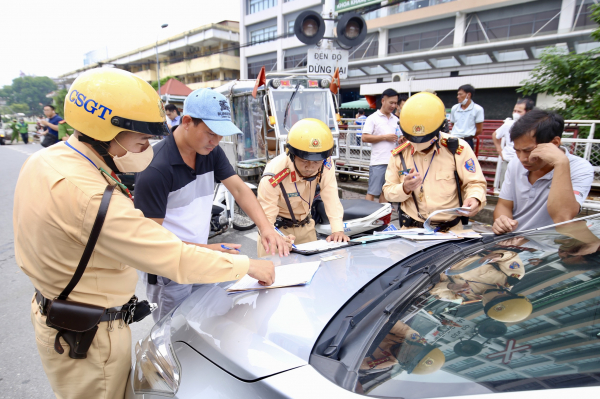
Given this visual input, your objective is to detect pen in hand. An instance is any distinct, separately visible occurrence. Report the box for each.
[221,245,240,252]
[274,226,297,249]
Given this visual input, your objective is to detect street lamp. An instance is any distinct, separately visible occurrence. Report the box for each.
[156,23,169,96]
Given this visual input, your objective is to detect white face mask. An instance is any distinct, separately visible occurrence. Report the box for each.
[512,113,521,122]
[460,95,470,106]
[110,138,154,173]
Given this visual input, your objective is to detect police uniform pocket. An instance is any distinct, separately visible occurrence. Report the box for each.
[435,171,456,197]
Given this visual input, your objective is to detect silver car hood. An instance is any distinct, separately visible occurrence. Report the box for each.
[171,239,440,381]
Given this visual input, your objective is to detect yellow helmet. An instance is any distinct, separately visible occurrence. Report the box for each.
[399,92,446,143]
[64,68,170,141]
[409,346,445,375]
[484,291,533,323]
[286,118,334,162]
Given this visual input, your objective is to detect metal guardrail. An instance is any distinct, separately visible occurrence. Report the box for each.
[336,118,600,208]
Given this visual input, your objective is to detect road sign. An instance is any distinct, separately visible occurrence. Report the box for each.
[307,49,349,79]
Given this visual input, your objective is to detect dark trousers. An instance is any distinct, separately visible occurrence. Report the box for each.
[464,137,474,150]
[20,133,28,144]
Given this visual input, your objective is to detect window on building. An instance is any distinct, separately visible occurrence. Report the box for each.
[574,0,599,30]
[248,58,277,79]
[250,25,278,45]
[465,9,561,44]
[349,34,379,59]
[388,28,453,54]
[287,20,295,36]
[247,0,277,15]
[284,54,307,69]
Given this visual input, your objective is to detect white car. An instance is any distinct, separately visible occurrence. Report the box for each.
[127,217,600,398]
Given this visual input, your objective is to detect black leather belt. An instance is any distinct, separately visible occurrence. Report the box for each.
[399,214,461,232]
[275,215,311,229]
[35,289,130,322]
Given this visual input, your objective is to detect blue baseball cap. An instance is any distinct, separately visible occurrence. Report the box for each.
[182,88,242,136]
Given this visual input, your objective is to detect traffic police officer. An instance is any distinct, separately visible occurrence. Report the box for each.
[257,118,348,257]
[383,92,487,231]
[13,68,275,399]
[431,250,526,302]
[431,250,533,323]
[358,320,445,394]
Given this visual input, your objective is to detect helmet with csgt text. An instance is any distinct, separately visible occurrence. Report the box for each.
[64,68,170,141]
[399,92,446,143]
[286,118,334,162]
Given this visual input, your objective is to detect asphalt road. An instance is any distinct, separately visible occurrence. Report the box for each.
[0,142,261,398]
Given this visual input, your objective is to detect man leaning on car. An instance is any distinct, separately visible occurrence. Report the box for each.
[492,109,594,235]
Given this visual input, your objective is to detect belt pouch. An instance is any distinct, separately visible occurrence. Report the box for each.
[399,213,413,228]
[46,299,105,359]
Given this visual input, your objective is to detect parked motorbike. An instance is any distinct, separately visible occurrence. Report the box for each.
[210,182,257,239]
[311,186,392,237]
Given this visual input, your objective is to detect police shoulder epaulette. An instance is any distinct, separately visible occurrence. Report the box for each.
[440,138,464,154]
[268,168,291,187]
[391,141,411,156]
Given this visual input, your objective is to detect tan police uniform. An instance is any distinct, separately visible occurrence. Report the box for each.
[430,250,525,302]
[360,321,424,371]
[256,153,344,258]
[383,133,487,232]
[14,135,249,399]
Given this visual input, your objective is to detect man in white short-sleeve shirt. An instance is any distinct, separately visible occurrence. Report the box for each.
[450,84,484,150]
[362,88,400,203]
[493,109,594,234]
[493,98,535,187]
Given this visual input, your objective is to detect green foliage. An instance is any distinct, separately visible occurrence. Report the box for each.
[0,76,57,115]
[53,89,69,117]
[10,103,30,114]
[518,3,600,129]
[150,76,179,91]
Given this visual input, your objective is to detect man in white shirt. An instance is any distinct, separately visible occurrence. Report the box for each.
[450,84,484,149]
[493,98,534,187]
[493,109,594,234]
[362,89,400,203]
[165,103,181,133]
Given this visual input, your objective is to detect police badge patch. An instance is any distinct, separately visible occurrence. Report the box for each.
[323,157,332,169]
[465,158,476,173]
[509,261,520,269]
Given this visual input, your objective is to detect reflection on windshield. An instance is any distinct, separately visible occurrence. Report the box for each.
[271,90,335,133]
[358,220,600,398]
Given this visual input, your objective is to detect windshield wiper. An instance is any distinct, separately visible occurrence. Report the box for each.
[283,83,301,133]
[323,267,432,360]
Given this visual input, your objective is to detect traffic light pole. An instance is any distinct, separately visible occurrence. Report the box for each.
[322,0,336,50]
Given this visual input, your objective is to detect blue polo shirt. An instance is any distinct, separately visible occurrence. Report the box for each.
[134,133,236,244]
[47,114,63,137]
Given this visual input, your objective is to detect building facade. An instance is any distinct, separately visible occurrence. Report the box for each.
[59,21,241,91]
[239,0,598,118]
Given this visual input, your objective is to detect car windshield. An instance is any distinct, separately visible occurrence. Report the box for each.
[356,219,600,398]
[271,89,336,133]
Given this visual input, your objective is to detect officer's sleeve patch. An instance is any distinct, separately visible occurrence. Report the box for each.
[464,158,476,173]
[268,168,291,187]
[391,141,411,155]
[509,261,520,269]
[323,157,332,169]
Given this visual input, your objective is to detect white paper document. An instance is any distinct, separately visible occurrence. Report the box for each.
[227,261,321,292]
[294,240,349,252]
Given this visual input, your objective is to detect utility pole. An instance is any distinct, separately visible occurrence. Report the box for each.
[156,23,169,97]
